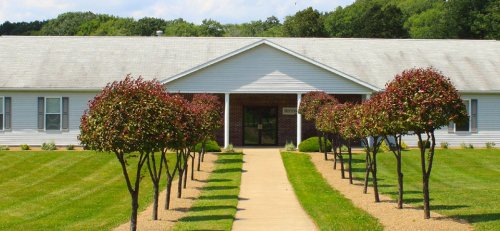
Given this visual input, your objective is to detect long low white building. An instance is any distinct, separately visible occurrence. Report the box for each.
[0,36,498,147]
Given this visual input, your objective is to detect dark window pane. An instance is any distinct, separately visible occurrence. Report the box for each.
[46,114,60,130]
[0,114,3,130]
[456,117,469,131]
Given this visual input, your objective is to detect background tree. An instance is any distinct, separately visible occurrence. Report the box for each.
[133,17,168,36]
[298,91,338,157]
[199,19,224,37]
[283,7,327,37]
[79,75,167,231]
[384,67,467,218]
[40,11,98,35]
[0,20,47,35]
[163,18,199,36]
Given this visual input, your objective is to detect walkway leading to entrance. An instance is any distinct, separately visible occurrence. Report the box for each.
[232,148,317,231]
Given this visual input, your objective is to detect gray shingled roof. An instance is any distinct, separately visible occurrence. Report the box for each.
[0,36,498,92]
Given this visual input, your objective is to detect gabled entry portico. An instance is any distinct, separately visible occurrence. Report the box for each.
[162,39,378,147]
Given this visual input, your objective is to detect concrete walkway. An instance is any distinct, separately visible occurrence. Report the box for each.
[232,148,317,231]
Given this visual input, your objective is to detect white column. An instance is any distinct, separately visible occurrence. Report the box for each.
[363,93,371,101]
[296,93,302,149]
[364,93,373,147]
[224,93,230,148]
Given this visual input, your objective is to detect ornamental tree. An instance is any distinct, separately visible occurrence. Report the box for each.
[299,91,338,156]
[316,103,347,178]
[384,67,467,218]
[79,75,171,230]
[191,94,223,171]
[161,94,188,209]
[355,93,387,202]
[378,90,409,209]
[339,102,357,184]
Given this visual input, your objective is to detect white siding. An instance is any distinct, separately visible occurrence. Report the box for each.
[166,44,372,94]
[403,94,500,147]
[0,91,96,146]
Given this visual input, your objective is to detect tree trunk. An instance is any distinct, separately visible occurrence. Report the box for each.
[363,152,371,194]
[165,179,172,209]
[183,160,188,189]
[199,140,206,166]
[348,144,353,184]
[396,155,404,209]
[423,174,431,219]
[371,152,380,202]
[319,134,324,157]
[323,133,328,160]
[191,152,195,180]
[152,184,159,220]
[130,192,139,231]
[201,141,206,162]
[177,168,183,198]
[418,132,433,219]
[339,147,345,179]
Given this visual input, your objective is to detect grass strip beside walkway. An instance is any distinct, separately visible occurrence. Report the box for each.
[281,152,383,231]
[173,152,243,231]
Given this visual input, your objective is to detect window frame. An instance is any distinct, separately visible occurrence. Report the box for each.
[455,99,471,133]
[0,96,4,131]
[44,97,62,131]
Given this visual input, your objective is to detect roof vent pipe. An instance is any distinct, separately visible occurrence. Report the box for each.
[156,30,163,36]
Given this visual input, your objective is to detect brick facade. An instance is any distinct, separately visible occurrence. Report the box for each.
[185,93,362,147]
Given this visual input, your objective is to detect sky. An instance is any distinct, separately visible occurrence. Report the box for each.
[0,0,355,24]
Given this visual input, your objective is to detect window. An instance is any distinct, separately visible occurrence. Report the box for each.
[0,97,3,130]
[45,97,61,130]
[456,100,470,132]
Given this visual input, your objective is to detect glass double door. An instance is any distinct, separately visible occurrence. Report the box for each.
[243,107,277,145]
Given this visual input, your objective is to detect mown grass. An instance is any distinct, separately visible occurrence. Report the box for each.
[348,149,500,231]
[281,152,383,231]
[0,151,175,231]
[173,152,243,231]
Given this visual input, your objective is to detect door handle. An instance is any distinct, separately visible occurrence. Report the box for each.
[258,124,263,130]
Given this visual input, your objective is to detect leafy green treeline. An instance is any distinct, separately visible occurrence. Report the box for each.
[1,0,498,39]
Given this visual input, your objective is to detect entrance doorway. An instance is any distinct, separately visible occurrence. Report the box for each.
[243,107,278,145]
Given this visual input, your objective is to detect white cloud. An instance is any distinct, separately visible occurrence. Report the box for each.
[0,0,354,23]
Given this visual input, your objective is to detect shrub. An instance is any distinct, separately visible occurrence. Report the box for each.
[66,144,75,150]
[341,145,348,152]
[460,142,467,149]
[41,141,57,151]
[440,142,449,149]
[400,141,408,150]
[195,140,221,153]
[467,144,474,149]
[298,137,332,152]
[20,144,30,150]
[380,139,408,152]
[224,143,235,153]
[418,140,430,149]
[285,141,296,151]
[486,142,496,149]
[0,145,9,151]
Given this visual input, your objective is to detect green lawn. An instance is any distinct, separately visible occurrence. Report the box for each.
[281,152,383,231]
[173,152,243,231]
[348,149,500,231]
[0,151,175,231]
